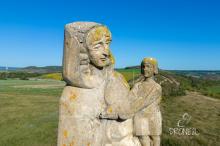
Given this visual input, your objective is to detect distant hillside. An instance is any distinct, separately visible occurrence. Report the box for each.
[19,66,62,73]
[0,66,62,73]
[3,64,220,81]
[172,70,220,80]
[119,68,220,99]
[125,65,220,81]
[0,66,20,71]
[124,65,140,69]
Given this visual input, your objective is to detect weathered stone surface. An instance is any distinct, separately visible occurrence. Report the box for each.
[57,85,106,146]
[134,115,150,136]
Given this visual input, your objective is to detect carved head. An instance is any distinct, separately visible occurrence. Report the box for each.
[63,22,115,88]
[141,57,158,78]
[85,26,112,68]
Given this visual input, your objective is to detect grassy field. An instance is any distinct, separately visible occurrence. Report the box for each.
[116,69,141,81]
[0,80,64,146]
[40,73,62,81]
[161,92,220,146]
[202,85,220,99]
[0,79,219,146]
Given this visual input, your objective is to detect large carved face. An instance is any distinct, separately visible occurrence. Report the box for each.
[86,26,112,68]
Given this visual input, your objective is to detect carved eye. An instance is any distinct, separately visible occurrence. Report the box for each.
[93,44,102,50]
[144,63,152,69]
[106,39,111,45]
[106,41,110,45]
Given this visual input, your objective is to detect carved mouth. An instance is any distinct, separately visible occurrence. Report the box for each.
[100,58,107,61]
[144,71,150,75]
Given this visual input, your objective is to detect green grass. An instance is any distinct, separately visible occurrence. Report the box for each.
[202,85,220,99]
[117,69,141,81]
[40,73,62,81]
[206,85,220,93]
[0,79,219,146]
[0,79,64,146]
[161,93,220,146]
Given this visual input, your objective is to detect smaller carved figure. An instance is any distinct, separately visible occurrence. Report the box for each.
[130,57,162,146]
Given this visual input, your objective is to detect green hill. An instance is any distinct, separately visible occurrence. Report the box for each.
[19,66,62,73]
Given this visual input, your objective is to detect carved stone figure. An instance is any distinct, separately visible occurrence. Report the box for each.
[58,22,140,146]
[58,22,110,146]
[129,58,162,146]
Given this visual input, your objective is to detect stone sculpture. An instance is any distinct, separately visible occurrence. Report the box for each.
[129,58,162,146]
[57,21,162,146]
[58,22,140,146]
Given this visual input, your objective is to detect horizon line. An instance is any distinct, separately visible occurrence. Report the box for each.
[0,65,220,71]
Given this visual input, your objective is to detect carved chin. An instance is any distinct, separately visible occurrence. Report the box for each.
[144,72,153,78]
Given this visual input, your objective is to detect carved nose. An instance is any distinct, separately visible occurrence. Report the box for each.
[103,53,108,57]
[103,47,110,57]
[103,52,109,58]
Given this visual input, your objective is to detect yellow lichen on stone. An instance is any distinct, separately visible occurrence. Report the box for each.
[113,71,119,78]
[63,130,68,138]
[93,26,109,42]
[107,106,113,113]
[86,26,111,46]
[120,74,130,89]
[142,57,158,66]
[109,50,115,64]
[69,92,77,101]
[114,71,130,89]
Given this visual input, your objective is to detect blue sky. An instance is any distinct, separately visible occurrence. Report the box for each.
[0,0,220,70]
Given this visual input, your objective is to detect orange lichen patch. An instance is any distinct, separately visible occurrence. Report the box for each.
[69,92,77,101]
[61,102,69,111]
[69,141,74,146]
[61,96,75,114]
[63,130,68,138]
[63,144,66,146]
[107,106,113,113]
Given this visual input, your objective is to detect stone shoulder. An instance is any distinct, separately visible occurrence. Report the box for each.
[151,80,162,93]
